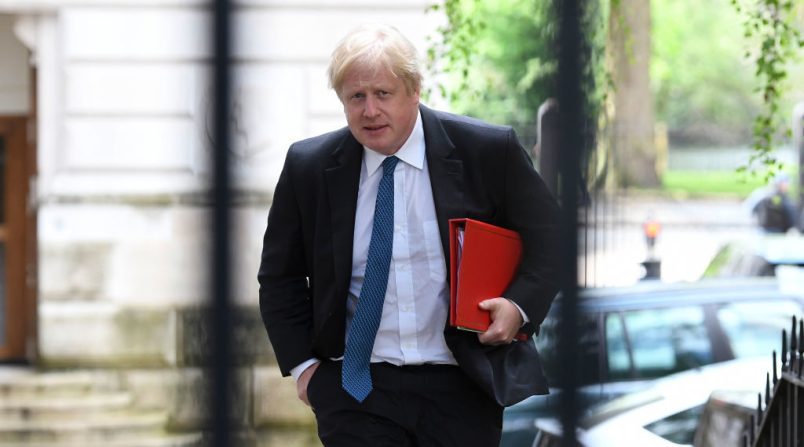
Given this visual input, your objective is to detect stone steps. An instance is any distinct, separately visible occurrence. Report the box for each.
[0,411,169,443]
[0,392,133,421]
[0,367,204,446]
[0,431,204,447]
[0,369,120,398]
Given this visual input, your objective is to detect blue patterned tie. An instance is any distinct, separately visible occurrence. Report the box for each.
[342,155,399,402]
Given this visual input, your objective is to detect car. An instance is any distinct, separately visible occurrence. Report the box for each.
[704,233,804,277]
[692,388,756,447]
[502,277,804,446]
[531,357,771,446]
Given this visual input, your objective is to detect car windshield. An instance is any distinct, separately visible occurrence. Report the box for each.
[716,300,801,358]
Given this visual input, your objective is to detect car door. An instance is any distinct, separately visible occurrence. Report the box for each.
[603,305,717,381]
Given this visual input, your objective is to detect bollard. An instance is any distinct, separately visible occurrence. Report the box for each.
[640,216,661,280]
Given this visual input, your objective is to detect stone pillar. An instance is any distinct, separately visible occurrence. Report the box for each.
[535,98,559,197]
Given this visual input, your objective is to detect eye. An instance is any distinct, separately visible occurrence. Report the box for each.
[378,90,390,97]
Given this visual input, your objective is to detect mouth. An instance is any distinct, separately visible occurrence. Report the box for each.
[363,124,388,133]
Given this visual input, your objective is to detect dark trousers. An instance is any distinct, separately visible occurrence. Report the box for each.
[307,361,503,447]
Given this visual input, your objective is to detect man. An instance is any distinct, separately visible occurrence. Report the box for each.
[258,24,560,446]
[749,173,798,233]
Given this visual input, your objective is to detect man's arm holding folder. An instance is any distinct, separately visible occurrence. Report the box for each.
[449,219,525,340]
[451,137,561,344]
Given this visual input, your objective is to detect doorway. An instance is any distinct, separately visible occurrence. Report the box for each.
[0,116,35,362]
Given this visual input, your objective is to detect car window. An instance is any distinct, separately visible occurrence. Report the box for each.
[644,404,705,445]
[716,300,801,358]
[605,314,630,377]
[606,306,712,380]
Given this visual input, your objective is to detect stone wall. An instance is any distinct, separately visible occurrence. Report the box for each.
[0,1,445,443]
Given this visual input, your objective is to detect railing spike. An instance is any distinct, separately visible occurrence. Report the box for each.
[783,329,788,371]
[757,392,763,420]
[773,351,778,385]
[799,353,803,379]
[750,413,756,444]
[792,316,798,354]
[799,320,804,370]
[799,319,804,355]
[766,372,771,406]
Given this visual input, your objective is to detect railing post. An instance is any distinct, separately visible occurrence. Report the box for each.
[555,0,588,443]
[211,0,234,444]
[794,102,804,229]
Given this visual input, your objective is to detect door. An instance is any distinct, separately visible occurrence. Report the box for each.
[0,116,35,362]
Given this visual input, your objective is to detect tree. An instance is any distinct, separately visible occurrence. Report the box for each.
[428,0,803,185]
[607,0,659,187]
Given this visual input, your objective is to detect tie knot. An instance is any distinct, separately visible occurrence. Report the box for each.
[382,156,399,176]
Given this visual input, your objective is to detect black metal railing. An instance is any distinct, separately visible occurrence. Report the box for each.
[745,316,804,446]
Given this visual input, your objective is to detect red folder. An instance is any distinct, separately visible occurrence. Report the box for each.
[449,218,525,337]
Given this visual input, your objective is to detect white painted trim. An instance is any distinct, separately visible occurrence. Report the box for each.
[34,13,62,200]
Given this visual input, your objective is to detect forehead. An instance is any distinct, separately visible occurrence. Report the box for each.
[342,63,401,90]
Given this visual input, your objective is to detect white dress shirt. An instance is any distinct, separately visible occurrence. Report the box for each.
[290,112,456,381]
[346,111,457,366]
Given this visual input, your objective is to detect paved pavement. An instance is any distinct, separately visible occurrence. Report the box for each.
[579,194,759,287]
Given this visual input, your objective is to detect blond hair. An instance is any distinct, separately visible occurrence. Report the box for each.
[327,25,422,98]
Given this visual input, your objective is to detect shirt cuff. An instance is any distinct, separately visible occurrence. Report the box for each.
[290,358,321,382]
[507,299,530,327]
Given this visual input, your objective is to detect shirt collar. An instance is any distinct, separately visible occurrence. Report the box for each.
[363,110,424,176]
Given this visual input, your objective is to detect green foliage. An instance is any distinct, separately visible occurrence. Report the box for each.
[426,0,608,151]
[426,0,559,146]
[661,170,767,197]
[652,0,759,146]
[730,0,804,178]
[428,0,804,185]
[425,1,486,104]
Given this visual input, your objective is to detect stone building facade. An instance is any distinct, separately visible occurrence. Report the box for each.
[0,1,442,444]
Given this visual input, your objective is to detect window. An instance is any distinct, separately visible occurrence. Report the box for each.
[605,313,630,378]
[607,306,712,380]
[644,404,705,444]
[717,300,801,359]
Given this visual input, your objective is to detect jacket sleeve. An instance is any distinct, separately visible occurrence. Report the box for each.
[257,146,315,376]
[500,129,561,330]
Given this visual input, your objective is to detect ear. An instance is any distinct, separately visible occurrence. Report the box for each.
[410,86,421,102]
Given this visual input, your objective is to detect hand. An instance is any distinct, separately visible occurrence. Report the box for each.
[297,362,321,406]
[477,298,523,345]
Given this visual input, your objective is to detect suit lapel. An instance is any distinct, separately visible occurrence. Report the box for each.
[421,105,465,265]
[324,106,465,281]
[324,134,362,290]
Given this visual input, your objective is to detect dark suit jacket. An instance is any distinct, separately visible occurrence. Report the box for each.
[258,105,560,406]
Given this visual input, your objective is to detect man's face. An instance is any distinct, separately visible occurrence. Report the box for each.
[340,64,420,156]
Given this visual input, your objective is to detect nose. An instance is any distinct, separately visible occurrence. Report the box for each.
[363,96,379,118]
